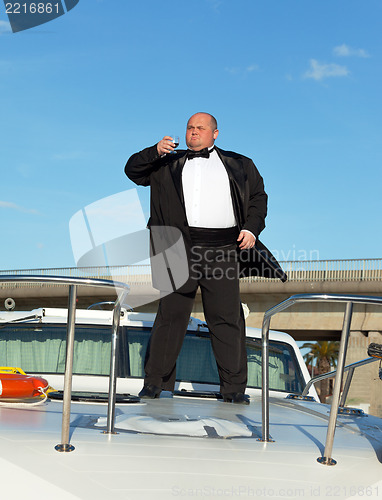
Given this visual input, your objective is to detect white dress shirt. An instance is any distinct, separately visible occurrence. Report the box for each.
[182,149,236,228]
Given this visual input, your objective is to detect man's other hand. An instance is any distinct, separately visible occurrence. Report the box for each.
[237,230,256,250]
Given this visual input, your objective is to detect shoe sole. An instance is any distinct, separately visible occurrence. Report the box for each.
[223,397,250,405]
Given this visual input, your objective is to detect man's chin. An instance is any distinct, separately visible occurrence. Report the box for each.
[187,143,203,151]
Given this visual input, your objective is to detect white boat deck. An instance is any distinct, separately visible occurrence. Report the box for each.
[1,394,381,499]
[1,288,381,499]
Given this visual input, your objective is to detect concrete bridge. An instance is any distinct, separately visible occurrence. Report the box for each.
[1,258,382,416]
[1,258,381,341]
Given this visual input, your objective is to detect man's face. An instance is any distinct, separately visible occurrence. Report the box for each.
[185,113,219,151]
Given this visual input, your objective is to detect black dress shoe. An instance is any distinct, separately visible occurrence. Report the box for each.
[138,384,162,399]
[222,392,250,405]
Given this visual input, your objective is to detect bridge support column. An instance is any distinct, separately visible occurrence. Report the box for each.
[346,330,382,417]
[368,331,382,418]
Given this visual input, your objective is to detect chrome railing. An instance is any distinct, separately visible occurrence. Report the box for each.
[261,293,382,466]
[0,275,130,452]
[1,258,382,285]
[302,356,379,407]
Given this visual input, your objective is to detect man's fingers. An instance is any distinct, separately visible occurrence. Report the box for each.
[238,231,256,249]
[157,136,176,155]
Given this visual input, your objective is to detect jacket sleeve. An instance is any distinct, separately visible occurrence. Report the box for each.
[242,160,268,238]
[124,144,166,186]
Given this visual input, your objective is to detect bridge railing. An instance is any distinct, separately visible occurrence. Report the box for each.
[1,258,382,288]
[273,258,382,282]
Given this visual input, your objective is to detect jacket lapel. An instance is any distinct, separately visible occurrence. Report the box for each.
[169,151,188,206]
[215,147,246,228]
[215,147,246,194]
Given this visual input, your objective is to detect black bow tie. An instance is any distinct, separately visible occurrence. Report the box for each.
[186,147,213,160]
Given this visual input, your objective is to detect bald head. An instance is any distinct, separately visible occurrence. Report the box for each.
[186,113,219,151]
[187,112,218,131]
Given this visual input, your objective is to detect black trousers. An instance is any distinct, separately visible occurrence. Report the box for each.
[143,244,247,395]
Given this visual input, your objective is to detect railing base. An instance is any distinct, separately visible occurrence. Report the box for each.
[338,407,366,416]
[286,394,315,402]
[317,456,337,466]
[55,443,75,453]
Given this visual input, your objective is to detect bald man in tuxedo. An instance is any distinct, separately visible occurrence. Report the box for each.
[125,112,286,404]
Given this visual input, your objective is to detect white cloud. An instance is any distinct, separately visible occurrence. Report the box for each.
[225,64,260,75]
[225,66,239,75]
[303,59,350,81]
[206,0,222,12]
[0,201,39,214]
[333,44,370,58]
[0,21,11,34]
[246,64,259,72]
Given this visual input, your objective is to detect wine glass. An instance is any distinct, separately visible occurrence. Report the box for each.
[172,135,179,152]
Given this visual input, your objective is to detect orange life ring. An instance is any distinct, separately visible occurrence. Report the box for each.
[0,373,49,399]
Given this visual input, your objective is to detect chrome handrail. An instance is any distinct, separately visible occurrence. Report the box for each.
[302,356,379,404]
[0,275,130,451]
[261,293,382,465]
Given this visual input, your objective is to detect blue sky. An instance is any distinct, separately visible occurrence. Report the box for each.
[0,0,381,271]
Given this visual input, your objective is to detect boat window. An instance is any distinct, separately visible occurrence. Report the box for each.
[174,335,304,393]
[122,330,304,392]
[246,339,305,393]
[0,324,114,375]
[0,324,304,393]
[120,329,218,382]
[0,323,153,377]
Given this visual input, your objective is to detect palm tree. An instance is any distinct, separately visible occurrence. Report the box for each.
[301,341,339,402]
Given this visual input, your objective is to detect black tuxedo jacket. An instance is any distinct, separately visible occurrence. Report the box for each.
[125,145,287,289]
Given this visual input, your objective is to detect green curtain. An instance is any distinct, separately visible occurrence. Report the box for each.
[0,326,111,375]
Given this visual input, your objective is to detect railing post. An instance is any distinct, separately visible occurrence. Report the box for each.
[105,288,129,434]
[260,296,300,443]
[260,316,271,442]
[317,301,353,465]
[339,366,355,407]
[55,284,77,452]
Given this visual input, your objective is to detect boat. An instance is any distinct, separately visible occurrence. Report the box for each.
[0,274,381,499]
